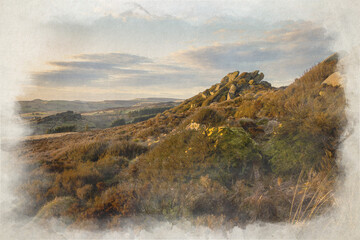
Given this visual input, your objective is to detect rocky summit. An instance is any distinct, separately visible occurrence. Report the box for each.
[203,70,271,103]
[179,70,273,113]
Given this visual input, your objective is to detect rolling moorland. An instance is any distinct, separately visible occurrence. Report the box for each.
[14,54,346,229]
[18,99,180,135]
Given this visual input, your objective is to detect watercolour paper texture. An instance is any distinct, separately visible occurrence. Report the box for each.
[0,0,359,239]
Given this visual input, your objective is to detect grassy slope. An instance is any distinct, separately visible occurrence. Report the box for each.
[16,55,345,229]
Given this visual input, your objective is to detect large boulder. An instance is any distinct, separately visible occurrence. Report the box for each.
[221,76,229,84]
[215,84,221,91]
[239,72,247,79]
[322,72,343,87]
[227,92,235,100]
[201,89,211,98]
[250,70,260,78]
[229,84,237,95]
[227,71,240,82]
[221,71,239,84]
[253,72,264,83]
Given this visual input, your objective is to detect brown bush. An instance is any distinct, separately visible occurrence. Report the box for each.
[76,184,93,200]
[84,185,137,219]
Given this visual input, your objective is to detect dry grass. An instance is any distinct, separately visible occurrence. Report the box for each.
[289,169,336,224]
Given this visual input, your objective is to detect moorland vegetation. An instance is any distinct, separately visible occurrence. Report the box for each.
[17,54,346,229]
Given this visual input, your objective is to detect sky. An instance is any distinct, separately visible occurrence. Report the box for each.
[6,0,335,101]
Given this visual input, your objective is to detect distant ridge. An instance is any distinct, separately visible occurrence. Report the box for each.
[18,98,181,114]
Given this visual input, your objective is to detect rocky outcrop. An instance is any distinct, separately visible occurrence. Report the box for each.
[224,70,270,100]
[198,70,272,106]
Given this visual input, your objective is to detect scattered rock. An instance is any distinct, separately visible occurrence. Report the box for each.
[264,120,280,135]
[186,122,202,130]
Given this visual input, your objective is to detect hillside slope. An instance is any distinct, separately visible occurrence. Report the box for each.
[16,54,345,228]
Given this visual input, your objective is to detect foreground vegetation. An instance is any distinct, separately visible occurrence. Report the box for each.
[17,54,345,229]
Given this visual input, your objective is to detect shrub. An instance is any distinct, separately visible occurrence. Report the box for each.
[264,132,324,176]
[46,124,76,134]
[132,115,156,123]
[85,185,137,219]
[204,127,261,185]
[191,107,224,126]
[128,107,171,117]
[76,184,93,200]
[110,119,126,127]
[49,163,102,197]
[35,196,77,219]
[66,141,109,162]
[105,141,148,159]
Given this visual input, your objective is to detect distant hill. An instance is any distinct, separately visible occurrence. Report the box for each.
[20,101,179,135]
[18,98,181,114]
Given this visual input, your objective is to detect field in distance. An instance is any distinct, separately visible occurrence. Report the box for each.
[18,98,181,135]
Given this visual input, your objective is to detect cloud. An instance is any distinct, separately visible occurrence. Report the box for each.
[49,61,116,70]
[171,21,333,84]
[32,53,155,86]
[73,53,152,65]
[31,52,209,89]
[33,69,107,85]
[29,14,334,99]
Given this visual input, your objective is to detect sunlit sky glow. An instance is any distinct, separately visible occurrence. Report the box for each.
[11,0,334,101]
